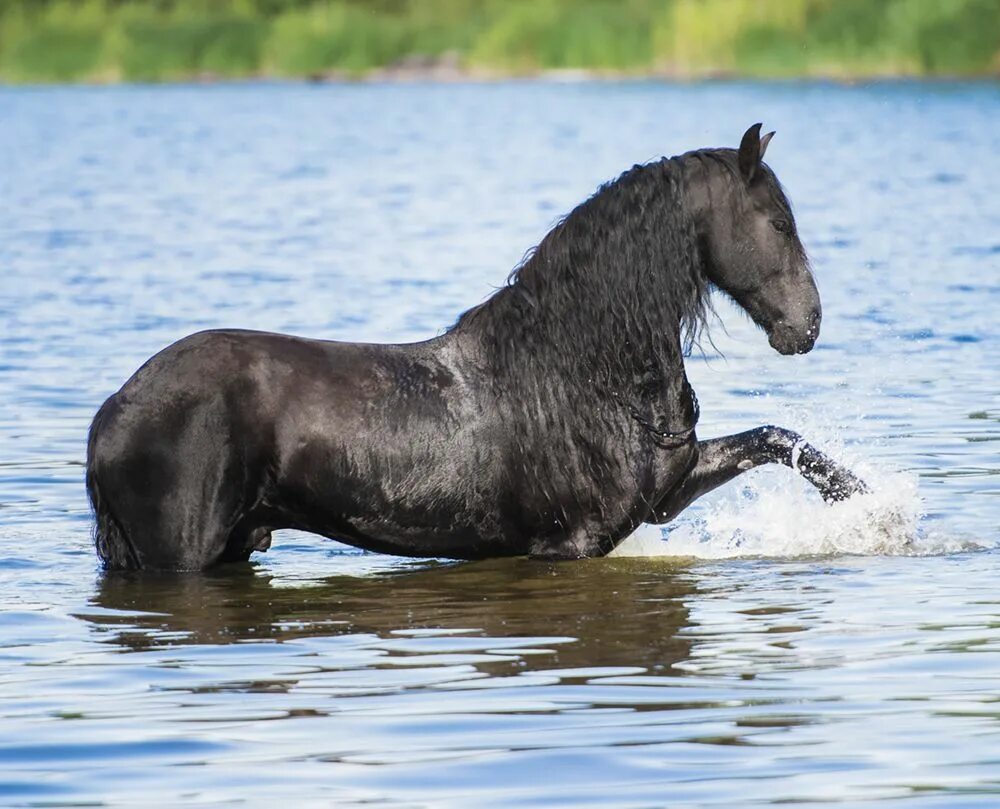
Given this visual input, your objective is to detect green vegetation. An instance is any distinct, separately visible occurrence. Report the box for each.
[1,0,998,83]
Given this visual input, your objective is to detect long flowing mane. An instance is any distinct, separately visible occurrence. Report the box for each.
[451,156,710,524]
[455,156,708,362]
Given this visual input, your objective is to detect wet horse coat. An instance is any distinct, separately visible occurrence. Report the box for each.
[87,124,866,571]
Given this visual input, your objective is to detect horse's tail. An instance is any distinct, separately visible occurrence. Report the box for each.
[86,397,140,570]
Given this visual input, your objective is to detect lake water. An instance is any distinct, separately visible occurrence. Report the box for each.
[0,81,998,807]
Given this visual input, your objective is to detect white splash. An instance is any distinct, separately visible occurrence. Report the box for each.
[613,466,921,559]
[611,406,985,560]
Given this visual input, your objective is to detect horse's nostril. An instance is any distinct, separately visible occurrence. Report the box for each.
[808,309,821,333]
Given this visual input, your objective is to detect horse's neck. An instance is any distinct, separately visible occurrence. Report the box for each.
[475,244,688,392]
[528,174,689,371]
[451,156,708,400]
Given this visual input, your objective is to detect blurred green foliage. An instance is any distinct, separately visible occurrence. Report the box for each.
[0,0,997,82]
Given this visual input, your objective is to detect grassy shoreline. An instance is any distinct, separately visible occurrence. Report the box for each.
[6,74,998,94]
[5,69,997,89]
[1,0,998,85]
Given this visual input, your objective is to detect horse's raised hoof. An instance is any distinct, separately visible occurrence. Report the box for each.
[821,472,870,503]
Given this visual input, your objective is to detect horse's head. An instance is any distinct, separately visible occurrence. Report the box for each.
[695,124,820,355]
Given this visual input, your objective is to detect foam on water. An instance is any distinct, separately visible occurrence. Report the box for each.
[612,405,988,560]
[614,466,913,559]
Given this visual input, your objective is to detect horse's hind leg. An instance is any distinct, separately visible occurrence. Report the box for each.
[90,397,257,571]
[117,462,244,570]
[95,467,239,571]
[649,426,868,524]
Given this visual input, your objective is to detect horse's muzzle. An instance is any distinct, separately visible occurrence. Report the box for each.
[769,308,821,355]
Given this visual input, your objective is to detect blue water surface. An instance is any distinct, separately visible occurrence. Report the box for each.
[0,80,998,807]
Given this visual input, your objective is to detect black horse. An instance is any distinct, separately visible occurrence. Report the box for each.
[87,124,866,571]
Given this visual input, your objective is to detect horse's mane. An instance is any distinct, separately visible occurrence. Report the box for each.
[449,154,716,523]
[454,154,709,392]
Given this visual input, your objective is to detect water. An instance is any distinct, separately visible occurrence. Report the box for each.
[1,81,998,807]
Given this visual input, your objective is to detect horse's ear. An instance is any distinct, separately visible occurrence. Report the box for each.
[738,122,763,182]
[759,130,775,161]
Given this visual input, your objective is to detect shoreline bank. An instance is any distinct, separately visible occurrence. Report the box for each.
[3,64,999,88]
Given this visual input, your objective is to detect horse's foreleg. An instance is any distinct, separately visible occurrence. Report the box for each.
[649,426,867,524]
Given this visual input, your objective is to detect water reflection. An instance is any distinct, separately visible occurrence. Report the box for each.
[85,558,695,672]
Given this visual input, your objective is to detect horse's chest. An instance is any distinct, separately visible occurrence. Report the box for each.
[647,438,697,492]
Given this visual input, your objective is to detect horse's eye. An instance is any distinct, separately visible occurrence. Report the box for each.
[771,219,792,234]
